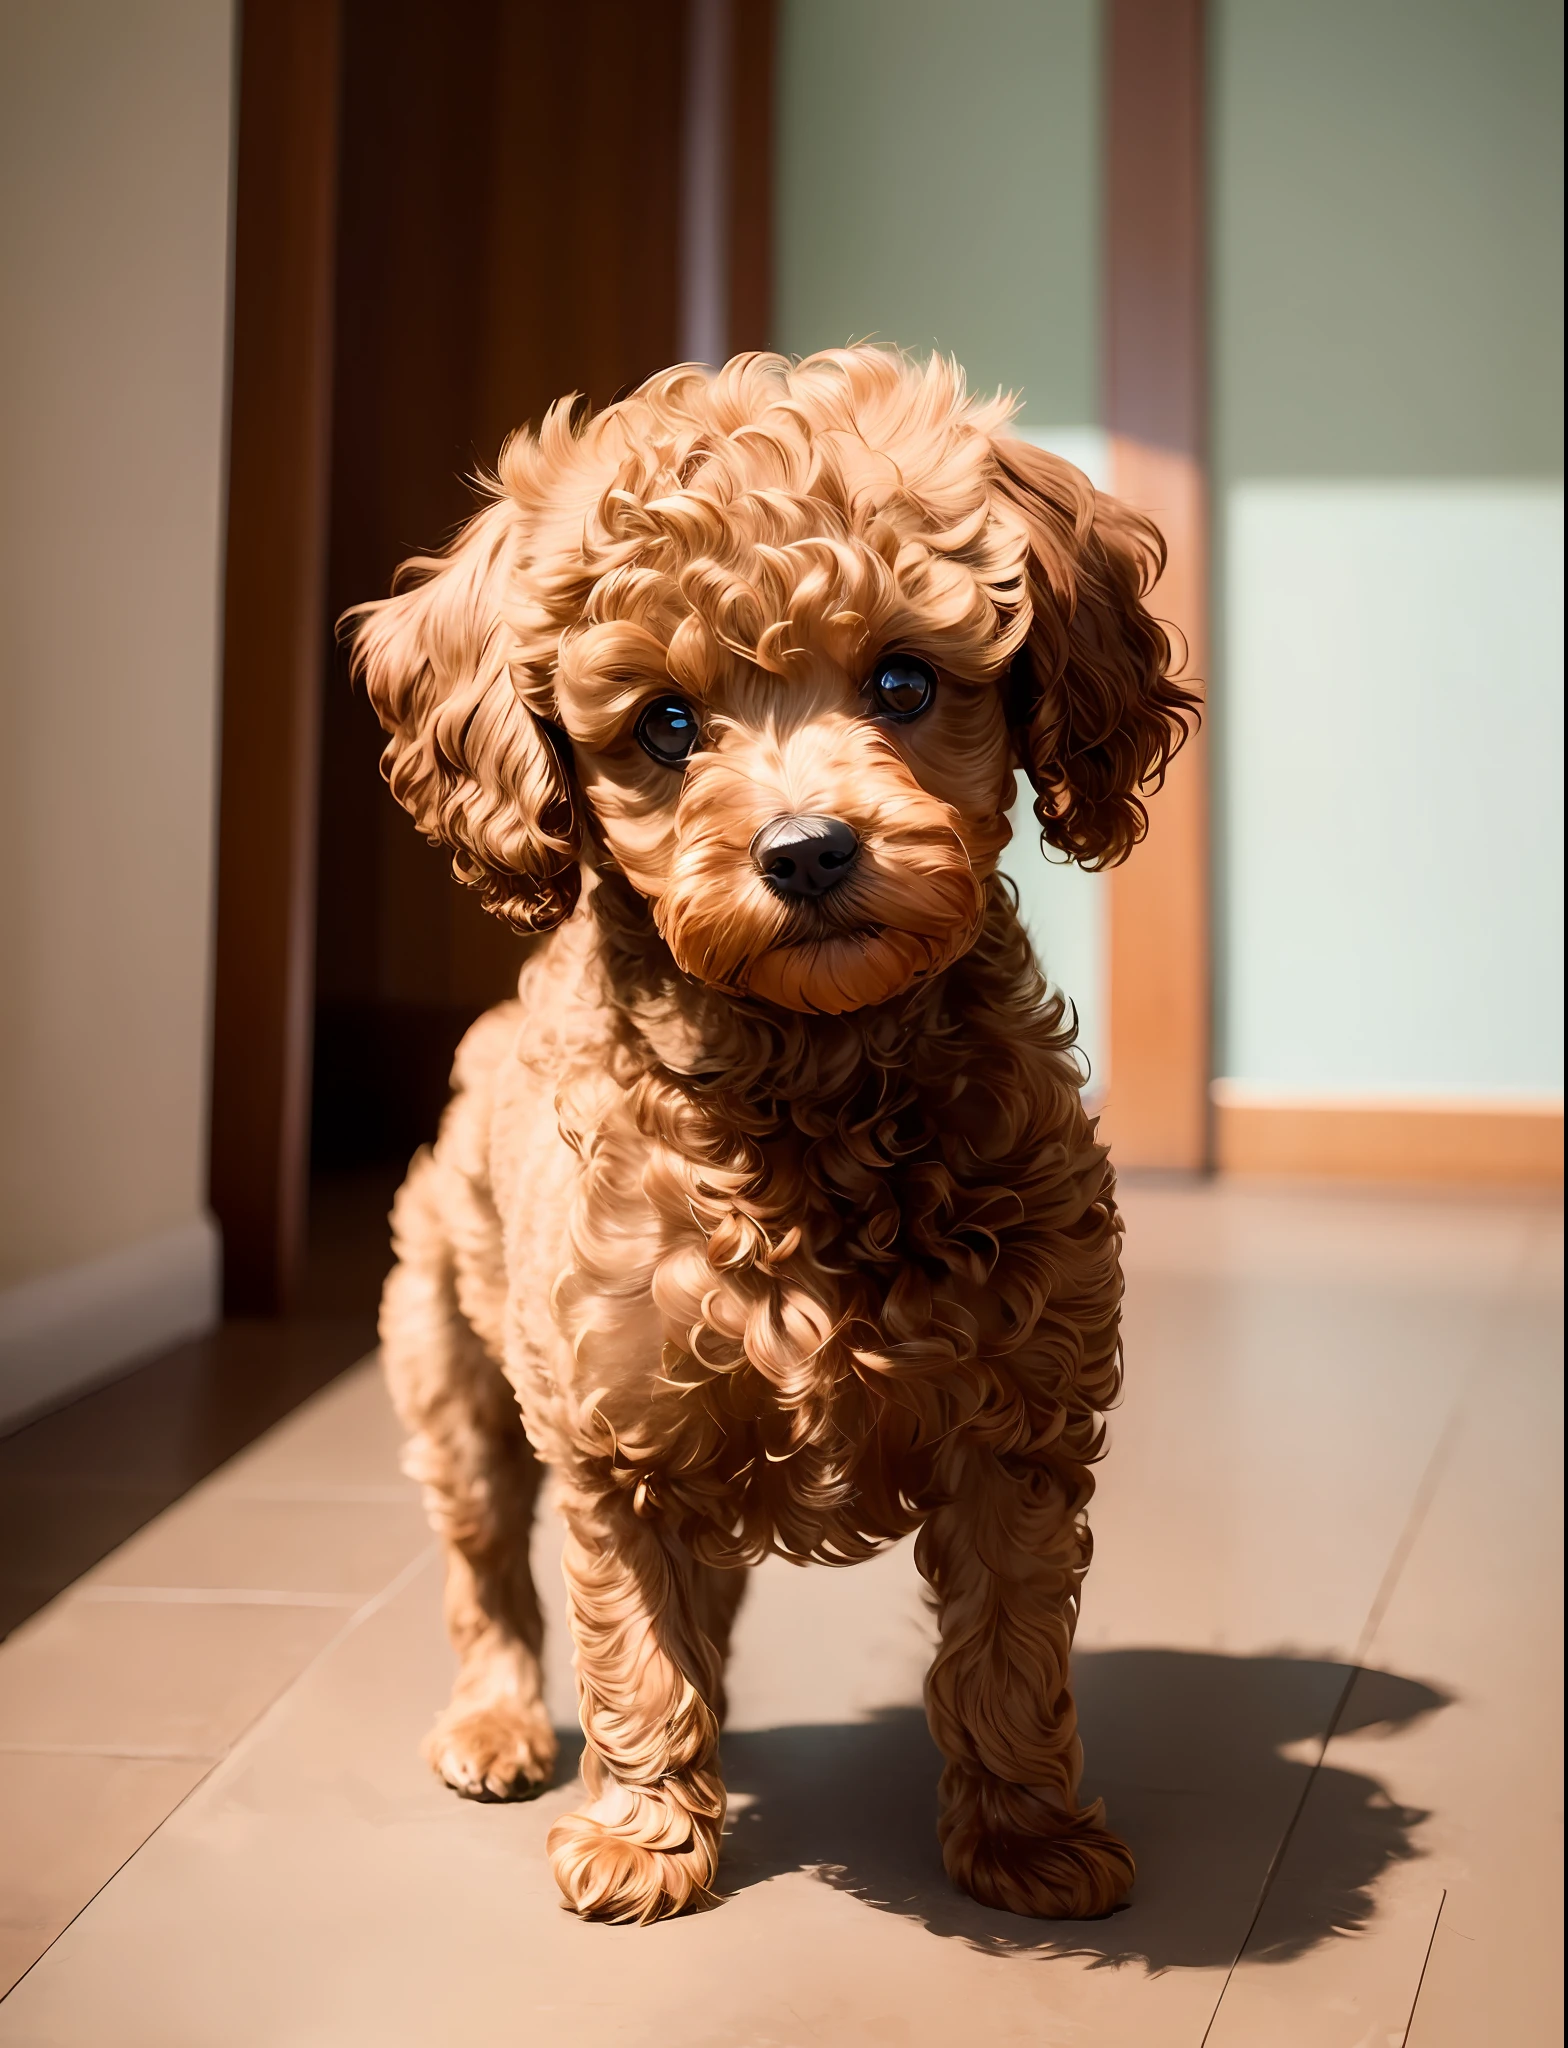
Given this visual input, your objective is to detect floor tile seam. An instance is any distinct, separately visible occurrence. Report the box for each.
[1345,1240,1544,1677]
[1399,1889,1448,2047]
[158,1543,441,1799]
[1196,1661,1363,2048]
[0,1742,220,1760]
[1200,1247,1542,2043]
[208,1485,419,1504]
[1124,1259,1542,1299]
[0,1747,228,2011]
[0,1467,412,1510]
[1348,1403,1469,1677]
[72,1587,368,1609]
[0,1546,438,2011]
[0,1551,435,1775]
[0,1479,186,1497]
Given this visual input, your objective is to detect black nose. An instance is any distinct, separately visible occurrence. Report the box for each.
[750,813,860,898]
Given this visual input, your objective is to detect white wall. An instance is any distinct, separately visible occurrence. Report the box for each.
[1213,0,1565,1102]
[0,0,235,1422]
[774,0,1109,1081]
[1224,484,1563,1096]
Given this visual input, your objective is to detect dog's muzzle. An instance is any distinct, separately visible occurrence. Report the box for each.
[750,813,860,899]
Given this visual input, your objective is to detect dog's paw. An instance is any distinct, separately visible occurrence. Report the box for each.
[547,1779,722,1923]
[940,1780,1134,1920]
[424,1701,557,1802]
[945,1819,1134,1919]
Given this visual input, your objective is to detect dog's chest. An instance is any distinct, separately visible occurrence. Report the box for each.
[573,1065,1025,1407]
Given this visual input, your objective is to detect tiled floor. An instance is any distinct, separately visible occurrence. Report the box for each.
[0,1169,399,1642]
[0,1179,1560,2045]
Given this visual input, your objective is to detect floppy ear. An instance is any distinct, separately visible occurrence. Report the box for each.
[348,495,581,933]
[992,436,1199,869]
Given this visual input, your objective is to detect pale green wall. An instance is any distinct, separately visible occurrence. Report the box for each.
[1213,0,1564,1098]
[774,0,1563,1104]
[775,0,1100,425]
[775,0,1109,1081]
[1214,0,1563,482]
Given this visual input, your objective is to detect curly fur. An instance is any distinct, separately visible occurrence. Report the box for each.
[357,347,1196,1924]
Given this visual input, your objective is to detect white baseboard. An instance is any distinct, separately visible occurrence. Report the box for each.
[0,1215,221,1436]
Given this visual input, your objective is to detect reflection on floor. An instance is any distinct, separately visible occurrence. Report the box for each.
[0,1178,1560,2045]
[0,1170,401,1642]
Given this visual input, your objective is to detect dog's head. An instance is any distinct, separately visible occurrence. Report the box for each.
[351,349,1196,1016]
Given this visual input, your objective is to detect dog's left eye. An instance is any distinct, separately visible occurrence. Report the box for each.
[636,696,701,766]
[868,655,936,720]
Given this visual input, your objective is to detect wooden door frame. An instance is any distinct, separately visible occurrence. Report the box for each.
[680,0,775,361]
[1102,0,1212,1171]
[209,0,341,1312]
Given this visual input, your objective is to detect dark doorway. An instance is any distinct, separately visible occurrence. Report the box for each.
[210,0,775,1308]
[311,0,690,1179]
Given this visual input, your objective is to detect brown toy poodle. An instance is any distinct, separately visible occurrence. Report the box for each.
[351,346,1196,1925]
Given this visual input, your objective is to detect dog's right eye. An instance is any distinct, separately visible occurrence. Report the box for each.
[635,696,701,766]
[868,654,936,721]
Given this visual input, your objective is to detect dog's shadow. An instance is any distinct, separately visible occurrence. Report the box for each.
[715,1649,1448,1969]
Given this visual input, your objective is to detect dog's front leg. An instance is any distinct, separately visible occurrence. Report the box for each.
[547,1480,729,1922]
[381,1154,556,1802]
[916,1440,1134,1919]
